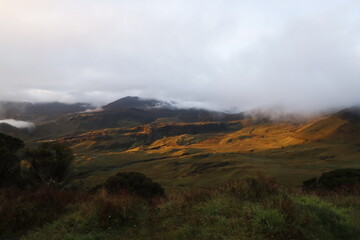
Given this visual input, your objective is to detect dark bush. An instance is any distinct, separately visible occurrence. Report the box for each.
[104,172,165,199]
[24,142,74,187]
[0,187,81,237]
[0,133,24,186]
[319,169,360,190]
[303,169,360,192]
[0,133,24,151]
[302,177,318,191]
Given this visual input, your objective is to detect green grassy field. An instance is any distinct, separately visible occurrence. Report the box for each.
[15,177,360,240]
[71,139,360,193]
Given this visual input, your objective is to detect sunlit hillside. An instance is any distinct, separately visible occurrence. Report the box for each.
[38,108,360,192]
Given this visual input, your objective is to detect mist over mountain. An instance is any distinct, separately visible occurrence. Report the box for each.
[2,95,360,147]
[1,0,359,113]
[102,96,172,111]
[0,96,244,140]
[0,101,94,121]
[1,2,360,239]
[0,119,34,129]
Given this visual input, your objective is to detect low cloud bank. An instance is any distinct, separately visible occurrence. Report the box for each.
[0,119,35,129]
[0,1,359,113]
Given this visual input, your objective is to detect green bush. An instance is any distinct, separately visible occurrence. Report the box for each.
[250,205,286,238]
[294,196,358,239]
[103,172,165,199]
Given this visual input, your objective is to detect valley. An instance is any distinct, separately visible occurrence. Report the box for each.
[2,2,360,238]
[1,97,360,192]
[1,98,360,239]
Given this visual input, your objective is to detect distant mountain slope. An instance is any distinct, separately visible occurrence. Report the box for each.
[2,97,243,140]
[102,96,171,111]
[49,107,360,155]
[3,98,357,189]
[2,97,360,148]
[50,121,241,152]
[294,108,360,143]
[0,123,27,139]
[28,108,244,140]
[48,108,360,189]
[0,101,94,121]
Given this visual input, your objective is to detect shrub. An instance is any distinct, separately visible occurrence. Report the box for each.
[250,205,286,238]
[225,175,280,201]
[294,196,359,239]
[0,132,24,151]
[0,187,81,237]
[303,169,360,192]
[103,172,165,199]
[24,143,74,187]
[91,190,148,229]
[319,169,360,190]
[302,177,318,191]
[0,133,24,186]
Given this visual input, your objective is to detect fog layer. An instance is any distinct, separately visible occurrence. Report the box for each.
[0,119,35,129]
[0,0,359,113]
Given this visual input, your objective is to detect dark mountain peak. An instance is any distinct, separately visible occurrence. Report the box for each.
[119,96,139,100]
[336,107,360,122]
[102,96,171,111]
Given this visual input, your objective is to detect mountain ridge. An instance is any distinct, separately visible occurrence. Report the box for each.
[102,96,172,111]
[0,101,94,121]
[1,96,360,189]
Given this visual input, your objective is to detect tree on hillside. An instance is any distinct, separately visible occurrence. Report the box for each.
[0,133,24,151]
[303,168,360,192]
[24,142,74,187]
[319,168,360,190]
[0,133,24,186]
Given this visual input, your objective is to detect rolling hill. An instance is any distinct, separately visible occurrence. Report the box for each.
[0,96,244,141]
[0,101,94,122]
[1,97,360,191]
[39,106,360,191]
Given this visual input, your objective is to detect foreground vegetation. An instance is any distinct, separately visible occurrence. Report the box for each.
[1,133,360,239]
[0,176,359,240]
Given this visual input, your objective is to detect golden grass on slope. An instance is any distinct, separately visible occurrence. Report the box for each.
[59,115,360,191]
[294,116,347,141]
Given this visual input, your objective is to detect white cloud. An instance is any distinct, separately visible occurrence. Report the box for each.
[22,89,75,103]
[0,119,35,129]
[0,0,359,112]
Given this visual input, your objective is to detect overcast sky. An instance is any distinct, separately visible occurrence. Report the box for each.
[0,0,359,112]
